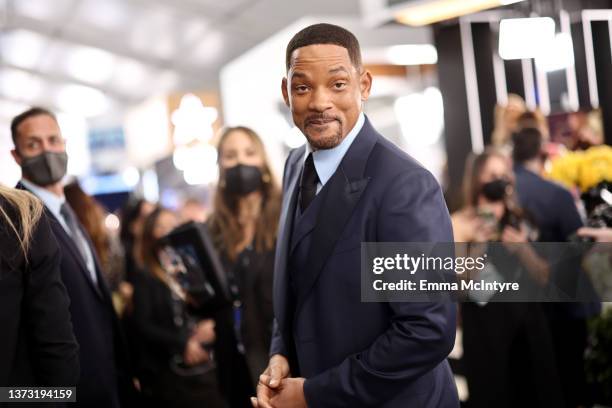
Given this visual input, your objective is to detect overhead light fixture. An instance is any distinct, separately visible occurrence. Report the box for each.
[0,68,45,101]
[0,29,47,69]
[499,17,556,60]
[56,84,111,117]
[394,0,526,26]
[65,45,116,84]
[535,32,575,72]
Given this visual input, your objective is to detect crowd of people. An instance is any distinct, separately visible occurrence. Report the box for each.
[1,106,281,408]
[1,23,610,408]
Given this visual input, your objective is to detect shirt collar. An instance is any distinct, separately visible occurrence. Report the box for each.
[304,112,365,187]
[20,178,65,218]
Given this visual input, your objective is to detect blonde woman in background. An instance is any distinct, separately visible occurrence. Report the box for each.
[0,185,79,386]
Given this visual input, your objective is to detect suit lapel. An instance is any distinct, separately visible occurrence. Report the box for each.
[273,147,303,331]
[294,117,379,314]
[17,182,106,299]
[46,209,104,299]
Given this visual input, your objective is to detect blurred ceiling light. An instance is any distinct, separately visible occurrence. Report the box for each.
[56,84,111,117]
[121,166,140,187]
[535,32,575,72]
[110,58,151,95]
[129,8,175,58]
[66,46,116,84]
[156,70,181,94]
[386,45,438,65]
[499,17,556,60]
[75,0,130,31]
[0,68,45,101]
[1,30,47,69]
[13,0,72,20]
[191,31,225,66]
[394,0,526,26]
[181,18,210,46]
[171,94,218,145]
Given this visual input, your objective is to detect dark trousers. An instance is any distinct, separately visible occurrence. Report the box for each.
[461,302,564,408]
[141,369,227,408]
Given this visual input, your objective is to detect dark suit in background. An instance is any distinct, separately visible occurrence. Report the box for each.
[18,183,135,408]
[0,196,79,387]
[514,165,600,408]
[271,117,458,407]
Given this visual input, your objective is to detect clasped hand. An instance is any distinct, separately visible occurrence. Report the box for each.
[251,354,307,408]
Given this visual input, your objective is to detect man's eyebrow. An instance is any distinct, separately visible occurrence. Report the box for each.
[329,66,349,75]
[291,71,308,79]
[23,135,41,141]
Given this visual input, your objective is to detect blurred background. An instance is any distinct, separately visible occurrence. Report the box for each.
[2,0,612,406]
[2,0,608,211]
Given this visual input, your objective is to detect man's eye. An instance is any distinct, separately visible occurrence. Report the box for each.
[295,85,308,92]
[334,82,347,90]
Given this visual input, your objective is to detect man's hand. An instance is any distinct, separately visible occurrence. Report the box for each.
[578,227,612,242]
[193,319,216,344]
[251,354,290,408]
[270,378,307,408]
[183,336,209,366]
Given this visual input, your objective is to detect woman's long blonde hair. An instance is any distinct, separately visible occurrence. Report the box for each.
[0,185,43,255]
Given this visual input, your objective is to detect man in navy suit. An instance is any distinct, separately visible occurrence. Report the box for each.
[11,107,136,407]
[253,24,458,408]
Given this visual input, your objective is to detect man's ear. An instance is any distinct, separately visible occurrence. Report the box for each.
[281,77,290,108]
[11,148,22,166]
[360,70,372,101]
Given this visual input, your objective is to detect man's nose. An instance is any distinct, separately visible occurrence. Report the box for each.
[308,88,333,112]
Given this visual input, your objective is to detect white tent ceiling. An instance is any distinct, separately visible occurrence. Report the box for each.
[0,0,431,122]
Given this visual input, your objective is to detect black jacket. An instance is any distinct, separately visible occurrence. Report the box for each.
[130,269,191,378]
[17,183,137,408]
[0,195,79,386]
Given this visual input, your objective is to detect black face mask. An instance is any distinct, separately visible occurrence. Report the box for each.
[20,151,68,186]
[481,178,510,202]
[223,164,263,196]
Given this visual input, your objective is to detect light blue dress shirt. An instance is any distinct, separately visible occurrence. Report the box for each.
[305,112,365,194]
[21,178,98,285]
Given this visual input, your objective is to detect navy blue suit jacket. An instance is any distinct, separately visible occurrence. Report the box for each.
[17,183,135,407]
[270,117,458,407]
[514,165,583,242]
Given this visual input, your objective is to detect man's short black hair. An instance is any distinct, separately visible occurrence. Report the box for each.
[286,23,362,71]
[11,107,57,145]
[512,127,543,164]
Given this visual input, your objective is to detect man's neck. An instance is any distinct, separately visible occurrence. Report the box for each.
[24,178,64,198]
[522,159,543,175]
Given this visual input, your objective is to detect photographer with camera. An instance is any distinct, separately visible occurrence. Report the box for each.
[451,148,563,408]
[130,207,227,408]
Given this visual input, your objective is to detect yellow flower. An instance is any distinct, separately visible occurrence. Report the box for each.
[578,145,612,191]
[547,146,612,191]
